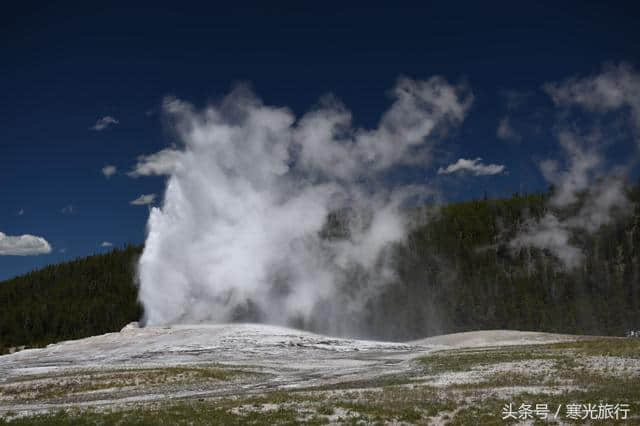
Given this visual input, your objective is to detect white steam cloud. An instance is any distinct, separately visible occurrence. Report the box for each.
[544,62,640,138]
[511,63,637,268]
[137,77,472,330]
[510,213,584,269]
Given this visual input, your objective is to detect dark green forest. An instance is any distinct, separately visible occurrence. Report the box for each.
[0,245,143,354]
[1,187,639,353]
[363,187,640,340]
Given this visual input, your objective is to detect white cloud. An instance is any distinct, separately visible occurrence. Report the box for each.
[61,205,74,214]
[101,241,114,247]
[128,148,181,177]
[0,231,52,256]
[102,165,117,178]
[543,62,640,138]
[90,116,119,131]
[497,117,521,142]
[130,194,157,205]
[437,158,505,176]
[18,209,24,216]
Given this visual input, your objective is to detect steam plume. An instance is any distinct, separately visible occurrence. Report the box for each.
[510,64,638,268]
[137,77,472,330]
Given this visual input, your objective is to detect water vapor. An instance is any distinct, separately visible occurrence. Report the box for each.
[136,77,472,331]
[510,64,638,268]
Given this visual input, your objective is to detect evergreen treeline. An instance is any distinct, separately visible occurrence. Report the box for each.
[0,245,143,354]
[361,187,640,340]
[1,187,639,352]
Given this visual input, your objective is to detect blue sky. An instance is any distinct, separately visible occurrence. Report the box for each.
[1,1,639,280]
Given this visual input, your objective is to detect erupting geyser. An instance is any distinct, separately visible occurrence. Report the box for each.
[136,77,472,334]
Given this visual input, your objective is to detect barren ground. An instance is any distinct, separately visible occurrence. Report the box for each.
[1,324,638,424]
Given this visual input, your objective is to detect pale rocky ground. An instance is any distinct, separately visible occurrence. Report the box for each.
[0,324,638,424]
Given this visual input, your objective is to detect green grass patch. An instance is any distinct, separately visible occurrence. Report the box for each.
[0,404,308,426]
[547,337,640,358]
[418,346,564,374]
[333,385,457,422]
[0,366,249,402]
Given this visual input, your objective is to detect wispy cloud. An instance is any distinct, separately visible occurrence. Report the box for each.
[543,62,640,140]
[61,205,74,214]
[100,241,114,247]
[511,131,630,269]
[102,165,117,178]
[0,231,52,256]
[130,194,157,205]
[496,90,531,143]
[496,117,521,142]
[128,148,181,177]
[438,158,505,176]
[510,63,639,269]
[90,116,119,131]
[17,209,24,216]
